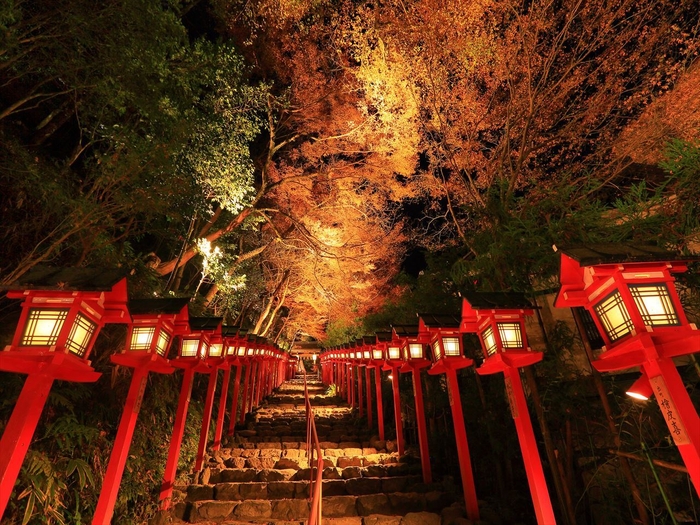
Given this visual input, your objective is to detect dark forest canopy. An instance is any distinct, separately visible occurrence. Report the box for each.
[1,0,699,343]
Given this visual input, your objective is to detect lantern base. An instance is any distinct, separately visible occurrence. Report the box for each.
[0,351,100,382]
[111,353,174,374]
[427,356,474,375]
[477,352,543,375]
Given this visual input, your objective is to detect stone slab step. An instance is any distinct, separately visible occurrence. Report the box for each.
[185,475,440,502]
[202,463,421,485]
[178,492,455,523]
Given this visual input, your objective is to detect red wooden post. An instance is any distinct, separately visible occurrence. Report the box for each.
[0,375,54,515]
[194,369,218,471]
[93,367,150,524]
[374,367,385,441]
[390,366,404,455]
[555,245,700,494]
[159,368,195,509]
[365,366,373,428]
[212,366,231,451]
[505,368,557,523]
[240,363,251,426]
[228,365,243,435]
[445,367,480,521]
[410,367,432,483]
[357,362,364,418]
[644,357,700,493]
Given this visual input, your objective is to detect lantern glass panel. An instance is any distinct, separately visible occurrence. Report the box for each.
[432,340,443,360]
[156,330,171,357]
[21,308,68,346]
[363,351,370,359]
[497,322,523,349]
[129,326,155,351]
[247,347,254,355]
[409,343,423,359]
[442,337,461,357]
[181,339,198,357]
[372,349,383,359]
[65,313,98,357]
[629,284,679,326]
[594,291,634,342]
[388,346,400,360]
[199,342,209,359]
[209,343,223,357]
[237,346,246,356]
[225,345,235,356]
[482,326,497,356]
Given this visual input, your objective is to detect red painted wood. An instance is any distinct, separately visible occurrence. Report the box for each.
[390,366,404,456]
[228,365,242,436]
[0,374,54,519]
[239,363,251,425]
[505,368,556,524]
[212,366,231,450]
[93,367,150,525]
[644,358,700,495]
[357,365,364,418]
[194,370,218,471]
[445,368,480,522]
[365,366,373,429]
[159,368,195,510]
[374,367,385,441]
[411,367,432,484]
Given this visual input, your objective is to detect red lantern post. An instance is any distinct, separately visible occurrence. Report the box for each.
[371,332,391,441]
[0,267,129,519]
[159,316,222,509]
[93,298,189,525]
[383,339,405,456]
[423,313,480,521]
[461,291,556,524]
[555,244,700,494]
[361,336,375,429]
[393,324,432,484]
[212,326,244,449]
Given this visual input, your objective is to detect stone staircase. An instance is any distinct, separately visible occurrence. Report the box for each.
[167,375,471,525]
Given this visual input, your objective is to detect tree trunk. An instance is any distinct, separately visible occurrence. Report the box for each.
[156,207,253,276]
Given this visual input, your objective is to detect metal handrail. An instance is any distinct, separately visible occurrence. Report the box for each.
[302,369,323,525]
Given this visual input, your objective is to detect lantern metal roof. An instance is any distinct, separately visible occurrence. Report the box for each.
[391,324,419,338]
[555,243,699,266]
[417,314,461,329]
[188,316,223,331]
[127,298,190,315]
[460,291,536,310]
[376,331,392,342]
[2,265,128,291]
[222,325,247,337]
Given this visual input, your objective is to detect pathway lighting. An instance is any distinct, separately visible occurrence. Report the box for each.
[393,324,432,483]
[93,298,189,525]
[422,313,480,522]
[461,291,556,525]
[554,243,700,495]
[0,267,129,520]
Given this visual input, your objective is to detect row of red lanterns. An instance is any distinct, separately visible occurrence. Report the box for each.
[0,267,295,524]
[319,244,700,524]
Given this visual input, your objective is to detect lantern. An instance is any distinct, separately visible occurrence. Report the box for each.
[0,267,129,518]
[93,298,188,524]
[421,313,480,521]
[461,291,556,524]
[554,243,700,494]
[392,324,432,484]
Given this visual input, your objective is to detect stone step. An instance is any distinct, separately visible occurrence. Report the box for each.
[184,475,443,502]
[200,462,421,485]
[178,491,455,523]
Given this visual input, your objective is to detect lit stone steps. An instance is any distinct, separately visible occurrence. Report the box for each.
[182,490,455,523]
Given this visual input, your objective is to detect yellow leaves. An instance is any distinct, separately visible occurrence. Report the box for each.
[351,33,420,178]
